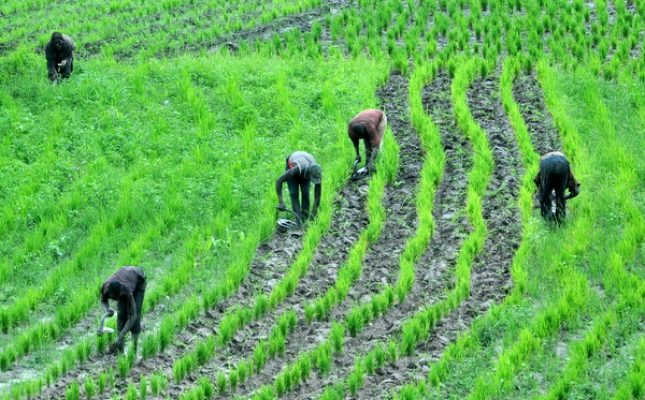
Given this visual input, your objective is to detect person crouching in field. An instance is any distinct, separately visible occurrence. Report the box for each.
[100,266,146,354]
[44,32,75,82]
[276,151,322,226]
[348,109,387,178]
[534,151,580,224]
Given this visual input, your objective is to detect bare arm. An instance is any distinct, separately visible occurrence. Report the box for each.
[275,168,298,209]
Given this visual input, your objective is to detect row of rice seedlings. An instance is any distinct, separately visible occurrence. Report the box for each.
[460,56,642,399]
[173,117,399,393]
[10,76,287,397]
[0,94,244,364]
[315,57,493,400]
[179,64,443,398]
[83,65,388,398]
[611,336,645,400]
[386,56,543,398]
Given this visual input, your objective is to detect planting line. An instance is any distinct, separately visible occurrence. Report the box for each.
[0,76,277,369]
[35,132,357,399]
[249,57,484,400]
[173,71,426,400]
[345,58,525,399]
[462,61,645,400]
[41,70,383,398]
[610,335,645,400]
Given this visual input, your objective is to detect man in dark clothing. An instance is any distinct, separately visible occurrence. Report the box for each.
[44,32,75,82]
[347,109,387,176]
[276,151,322,226]
[534,151,580,223]
[100,266,146,354]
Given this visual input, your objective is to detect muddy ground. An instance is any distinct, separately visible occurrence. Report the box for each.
[356,70,523,399]
[287,70,476,400]
[512,72,562,154]
[218,72,424,400]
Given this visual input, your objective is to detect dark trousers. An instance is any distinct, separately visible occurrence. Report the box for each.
[117,282,146,335]
[538,157,569,223]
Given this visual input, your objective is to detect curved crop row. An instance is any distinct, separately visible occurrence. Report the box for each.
[313,57,495,400]
[176,112,400,400]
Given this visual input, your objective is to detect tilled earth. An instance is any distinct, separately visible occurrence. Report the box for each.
[304,70,476,400]
[228,72,425,400]
[358,71,523,399]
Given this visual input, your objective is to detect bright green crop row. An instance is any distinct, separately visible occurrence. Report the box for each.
[0,54,386,399]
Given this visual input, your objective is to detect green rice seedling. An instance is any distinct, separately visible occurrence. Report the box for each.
[150,373,165,396]
[141,334,157,359]
[229,369,238,392]
[117,354,130,379]
[374,344,387,370]
[236,361,248,384]
[387,340,398,364]
[348,361,364,397]
[299,355,312,382]
[125,384,137,400]
[173,359,186,383]
[289,364,302,387]
[330,322,344,354]
[253,295,268,319]
[65,382,79,400]
[139,376,147,400]
[364,352,375,375]
[216,372,227,394]
[275,375,286,397]
[254,343,267,370]
[199,377,213,399]
[98,372,108,394]
[347,307,363,337]
[84,377,96,399]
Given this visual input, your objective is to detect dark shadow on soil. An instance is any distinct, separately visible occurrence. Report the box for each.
[358,71,523,398]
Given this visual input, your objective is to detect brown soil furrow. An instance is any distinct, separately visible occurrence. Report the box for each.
[511,72,562,154]
[206,1,352,56]
[288,70,475,400]
[42,160,369,398]
[227,72,425,400]
[38,221,308,399]
[358,71,522,399]
[158,179,370,399]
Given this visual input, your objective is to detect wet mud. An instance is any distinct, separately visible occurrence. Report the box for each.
[287,70,476,400]
[160,179,370,399]
[511,72,562,154]
[228,72,425,400]
[358,71,523,398]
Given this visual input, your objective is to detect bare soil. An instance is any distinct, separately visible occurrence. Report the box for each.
[357,70,522,399]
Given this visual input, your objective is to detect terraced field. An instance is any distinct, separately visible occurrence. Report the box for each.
[0,0,643,399]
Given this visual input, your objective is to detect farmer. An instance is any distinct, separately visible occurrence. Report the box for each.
[44,31,75,82]
[347,109,387,177]
[100,266,147,354]
[533,151,580,223]
[276,151,322,226]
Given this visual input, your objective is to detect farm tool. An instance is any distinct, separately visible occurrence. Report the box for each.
[276,206,302,232]
[350,159,369,180]
[97,311,115,336]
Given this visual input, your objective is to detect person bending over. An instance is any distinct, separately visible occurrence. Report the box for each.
[100,266,146,354]
[348,109,387,176]
[276,151,322,225]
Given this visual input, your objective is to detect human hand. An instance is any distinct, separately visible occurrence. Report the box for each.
[106,309,115,317]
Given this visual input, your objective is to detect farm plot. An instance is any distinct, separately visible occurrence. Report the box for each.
[1,1,644,400]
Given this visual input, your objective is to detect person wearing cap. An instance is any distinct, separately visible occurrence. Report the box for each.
[348,109,387,176]
[276,151,322,225]
[100,266,147,354]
